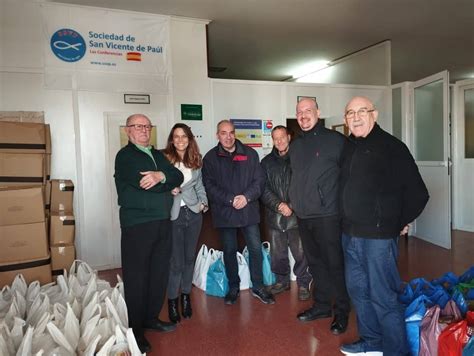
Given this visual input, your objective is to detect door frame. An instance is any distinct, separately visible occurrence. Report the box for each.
[452,79,474,232]
[409,70,451,247]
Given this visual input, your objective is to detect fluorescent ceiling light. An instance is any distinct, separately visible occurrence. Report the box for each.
[290,60,331,79]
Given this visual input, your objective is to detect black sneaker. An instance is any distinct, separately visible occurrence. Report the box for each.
[252,288,275,304]
[224,289,240,305]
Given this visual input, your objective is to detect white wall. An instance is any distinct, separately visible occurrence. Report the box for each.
[212,79,391,142]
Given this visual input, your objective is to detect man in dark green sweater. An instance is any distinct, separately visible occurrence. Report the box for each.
[114,114,184,353]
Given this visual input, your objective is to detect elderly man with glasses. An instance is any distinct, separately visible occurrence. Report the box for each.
[114,114,184,353]
[339,97,429,356]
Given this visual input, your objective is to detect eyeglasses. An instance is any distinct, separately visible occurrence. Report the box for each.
[127,124,154,131]
[345,108,375,120]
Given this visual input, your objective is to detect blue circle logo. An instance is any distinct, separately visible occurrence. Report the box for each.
[50,28,86,62]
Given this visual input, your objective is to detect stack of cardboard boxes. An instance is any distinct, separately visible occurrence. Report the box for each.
[0,186,51,286]
[0,114,76,287]
[49,179,76,277]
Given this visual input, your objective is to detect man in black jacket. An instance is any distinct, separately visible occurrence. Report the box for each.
[289,98,350,335]
[261,125,312,300]
[202,120,275,305]
[339,97,429,356]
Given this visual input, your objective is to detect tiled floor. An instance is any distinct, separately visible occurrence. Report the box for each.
[99,230,473,355]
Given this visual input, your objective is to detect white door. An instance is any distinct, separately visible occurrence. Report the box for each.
[411,71,451,248]
[453,80,474,232]
[104,111,167,268]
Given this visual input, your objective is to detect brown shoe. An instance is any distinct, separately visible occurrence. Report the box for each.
[270,282,290,295]
[298,286,311,301]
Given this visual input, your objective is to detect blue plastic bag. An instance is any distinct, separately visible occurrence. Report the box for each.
[261,241,276,286]
[400,277,449,308]
[432,272,459,294]
[459,266,474,283]
[405,295,430,356]
[453,289,468,316]
[463,335,474,356]
[242,243,277,288]
[206,253,229,298]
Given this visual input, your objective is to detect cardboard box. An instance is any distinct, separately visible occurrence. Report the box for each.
[45,125,51,180]
[50,244,75,272]
[45,208,50,237]
[0,111,45,123]
[45,124,51,154]
[0,122,46,153]
[0,256,52,288]
[0,152,44,186]
[0,186,45,226]
[50,213,75,245]
[0,222,49,263]
[45,180,51,210]
[45,155,51,181]
[50,179,74,213]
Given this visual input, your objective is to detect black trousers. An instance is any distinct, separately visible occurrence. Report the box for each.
[298,215,350,316]
[121,219,172,332]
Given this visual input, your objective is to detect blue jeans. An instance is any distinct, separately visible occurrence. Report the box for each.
[219,224,263,291]
[342,233,408,356]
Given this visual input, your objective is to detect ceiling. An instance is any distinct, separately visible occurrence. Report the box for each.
[50,0,474,83]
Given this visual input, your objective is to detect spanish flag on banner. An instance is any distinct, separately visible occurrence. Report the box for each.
[126,52,142,61]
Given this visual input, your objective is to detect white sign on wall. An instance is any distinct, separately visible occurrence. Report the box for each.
[41,3,171,93]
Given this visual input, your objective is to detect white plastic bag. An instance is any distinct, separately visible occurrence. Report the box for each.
[0,323,15,355]
[16,325,33,356]
[63,303,80,351]
[192,244,209,290]
[26,281,40,310]
[110,287,128,327]
[237,252,250,290]
[11,275,27,299]
[11,317,26,350]
[46,321,75,355]
[288,247,297,281]
[96,334,116,355]
[26,293,50,328]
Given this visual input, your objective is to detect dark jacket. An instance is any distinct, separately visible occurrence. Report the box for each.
[114,142,184,227]
[340,123,429,238]
[202,139,265,228]
[289,121,346,219]
[260,147,297,231]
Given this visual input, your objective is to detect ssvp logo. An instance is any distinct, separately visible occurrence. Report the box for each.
[50,28,86,62]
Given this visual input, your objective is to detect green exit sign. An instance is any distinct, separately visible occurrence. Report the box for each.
[181,104,202,120]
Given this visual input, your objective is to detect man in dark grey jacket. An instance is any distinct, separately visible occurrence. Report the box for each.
[289,98,350,335]
[339,96,428,356]
[260,125,312,300]
[202,120,275,305]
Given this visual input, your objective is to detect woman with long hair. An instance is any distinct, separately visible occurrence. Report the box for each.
[163,123,208,323]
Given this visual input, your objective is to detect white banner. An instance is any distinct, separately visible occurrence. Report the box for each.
[42,3,171,93]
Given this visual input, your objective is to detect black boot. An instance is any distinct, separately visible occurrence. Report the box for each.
[168,298,180,323]
[181,293,192,319]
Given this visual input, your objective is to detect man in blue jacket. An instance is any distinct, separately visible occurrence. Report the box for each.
[202,120,275,305]
[114,114,184,353]
[339,97,429,356]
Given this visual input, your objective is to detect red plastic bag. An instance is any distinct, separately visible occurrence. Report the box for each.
[438,320,469,356]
